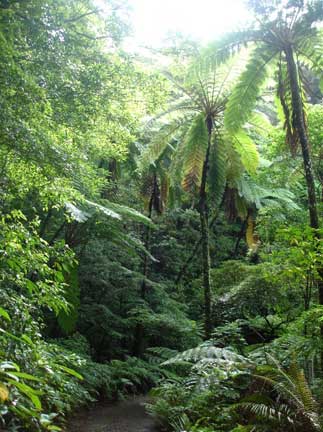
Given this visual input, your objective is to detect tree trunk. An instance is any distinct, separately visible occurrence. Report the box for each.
[175,210,220,286]
[285,44,323,366]
[285,45,319,229]
[132,175,156,357]
[199,116,213,340]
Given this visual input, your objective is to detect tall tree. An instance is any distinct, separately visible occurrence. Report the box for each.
[140,53,259,338]
[219,0,323,230]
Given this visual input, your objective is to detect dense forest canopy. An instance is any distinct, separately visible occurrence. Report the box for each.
[1,0,323,431]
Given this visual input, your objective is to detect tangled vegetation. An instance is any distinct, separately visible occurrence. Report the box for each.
[1,0,323,431]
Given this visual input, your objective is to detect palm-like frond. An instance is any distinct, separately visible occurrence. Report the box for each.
[162,344,247,366]
[224,44,278,134]
[297,31,323,77]
[187,52,247,109]
[246,111,273,134]
[141,50,260,202]
[235,177,299,211]
[235,397,294,424]
[66,199,153,226]
[249,358,321,432]
[181,114,208,193]
[231,130,259,175]
[95,199,154,226]
[208,132,227,208]
[139,119,183,170]
[232,357,321,432]
[205,29,259,66]
[168,135,188,192]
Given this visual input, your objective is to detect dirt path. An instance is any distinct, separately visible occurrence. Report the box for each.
[67,396,156,432]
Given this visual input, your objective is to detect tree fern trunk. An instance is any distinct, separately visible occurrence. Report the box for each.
[285,45,319,229]
[200,116,213,340]
[285,45,323,367]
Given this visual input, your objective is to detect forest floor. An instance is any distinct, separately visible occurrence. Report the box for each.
[67,395,156,432]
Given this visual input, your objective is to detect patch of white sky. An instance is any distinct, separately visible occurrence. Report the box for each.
[95,0,251,51]
[129,0,250,47]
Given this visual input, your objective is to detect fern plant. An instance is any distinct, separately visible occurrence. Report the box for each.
[212,0,323,232]
[139,52,259,338]
[235,356,321,432]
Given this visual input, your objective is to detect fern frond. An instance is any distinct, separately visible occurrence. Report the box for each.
[253,357,321,431]
[159,168,170,209]
[181,114,208,193]
[224,44,278,134]
[162,345,247,365]
[65,202,92,222]
[298,31,323,79]
[246,111,273,134]
[225,145,245,186]
[231,130,259,175]
[145,347,179,365]
[205,29,259,66]
[139,120,183,170]
[188,52,248,109]
[87,199,153,226]
[208,131,227,208]
[287,361,318,414]
[235,400,294,424]
[234,175,299,210]
[235,176,261,209]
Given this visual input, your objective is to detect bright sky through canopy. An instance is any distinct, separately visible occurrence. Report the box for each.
[129,0,250,47]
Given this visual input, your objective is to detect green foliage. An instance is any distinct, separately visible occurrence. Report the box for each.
[208,134,227,208]
[1,1,323,431]
[148,340,251,432]
[225,45,277,134]
[182,114,209,193]
[230,130,259,175]
[235,357,321,431]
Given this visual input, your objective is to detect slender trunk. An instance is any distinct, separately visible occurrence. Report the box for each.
[285,45,319,229]
[200,116,213,340]
[133,175,156,357]
[285,45,323,367]
[175,210,220,286]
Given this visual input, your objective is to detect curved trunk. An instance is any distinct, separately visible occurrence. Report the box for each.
[199,116,213,339]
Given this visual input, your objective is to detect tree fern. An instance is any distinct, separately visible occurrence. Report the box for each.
[213,0,323,232]
[139,49,260,338]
